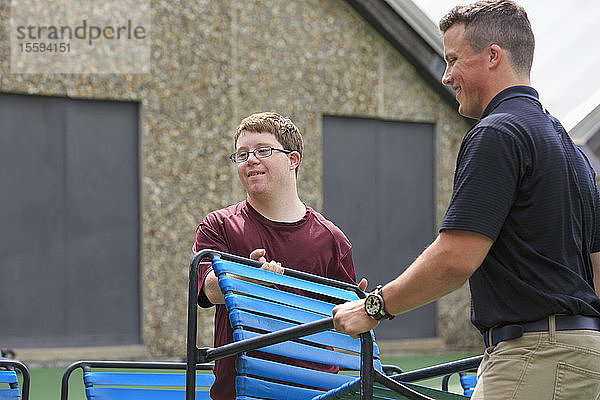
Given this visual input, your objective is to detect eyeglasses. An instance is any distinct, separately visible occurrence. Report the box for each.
[229,146,292,163]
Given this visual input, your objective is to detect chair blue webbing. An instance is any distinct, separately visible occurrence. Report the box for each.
[62,361,214,400]
[212,257,382,399]
[188,250,482,400]
[0,370,19,400]
[459,375,476,397]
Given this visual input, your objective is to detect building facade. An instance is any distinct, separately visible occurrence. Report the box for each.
[0,0,479,359]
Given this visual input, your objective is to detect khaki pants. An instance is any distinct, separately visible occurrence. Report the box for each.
[473,318,600,400]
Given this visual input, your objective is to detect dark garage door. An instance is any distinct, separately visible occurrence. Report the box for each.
[323,115,436,340]
[0,94,140,347]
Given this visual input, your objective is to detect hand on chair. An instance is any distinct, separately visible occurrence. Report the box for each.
[332,299,378,338]
[250,248,284,274]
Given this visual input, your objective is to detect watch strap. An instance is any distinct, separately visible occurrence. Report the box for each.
[367,285,394,321]
[374,285,394,320]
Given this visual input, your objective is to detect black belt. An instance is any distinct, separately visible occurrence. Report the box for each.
[483,315,600,347]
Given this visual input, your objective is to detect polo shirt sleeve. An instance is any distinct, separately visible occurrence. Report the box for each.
[440,125,528,241]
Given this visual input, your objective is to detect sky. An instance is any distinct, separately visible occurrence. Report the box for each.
[411,0,600,130]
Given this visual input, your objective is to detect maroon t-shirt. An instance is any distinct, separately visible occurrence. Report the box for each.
[192,200,356,400]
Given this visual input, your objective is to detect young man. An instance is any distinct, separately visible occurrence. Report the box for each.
[332,1,600,398]
[193,112,363,399]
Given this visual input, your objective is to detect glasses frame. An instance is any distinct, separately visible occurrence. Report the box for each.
[229,146,292,163]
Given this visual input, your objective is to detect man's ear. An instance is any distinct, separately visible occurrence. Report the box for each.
[289,151,301,170]
[488,44,502,69]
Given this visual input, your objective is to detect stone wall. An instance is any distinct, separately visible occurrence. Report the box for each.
[0,0,479,357]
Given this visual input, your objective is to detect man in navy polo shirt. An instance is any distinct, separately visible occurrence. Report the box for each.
[333,1,600,398]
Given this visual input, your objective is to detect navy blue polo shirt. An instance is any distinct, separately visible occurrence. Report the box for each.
[441,85,600,332]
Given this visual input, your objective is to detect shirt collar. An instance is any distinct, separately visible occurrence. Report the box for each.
[480,85,540,119]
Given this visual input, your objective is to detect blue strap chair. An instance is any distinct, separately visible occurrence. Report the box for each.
[442,371,478,398]
[0,358,29,400]
[187,250,482,400]
[459,374,477,397]
[60,361,214,400]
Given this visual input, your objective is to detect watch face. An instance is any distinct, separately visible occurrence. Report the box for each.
[365,294,382,316]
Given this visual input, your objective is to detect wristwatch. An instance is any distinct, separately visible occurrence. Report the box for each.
[364,285,394,321]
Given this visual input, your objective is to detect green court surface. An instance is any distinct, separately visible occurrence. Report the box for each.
[26,353,477,400]
[28,365,84,400]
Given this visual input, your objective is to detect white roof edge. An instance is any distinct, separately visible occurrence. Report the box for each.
[567,87,600,142]
[384,1,600,144]
[570,108,600,147]
[384,0,444,56]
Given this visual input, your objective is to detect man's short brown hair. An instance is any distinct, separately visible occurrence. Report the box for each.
[234,112,303,171]
[439,0,535,78]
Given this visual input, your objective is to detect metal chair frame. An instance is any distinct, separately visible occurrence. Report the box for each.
[61,360,214,400]
[186,249,482,400]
